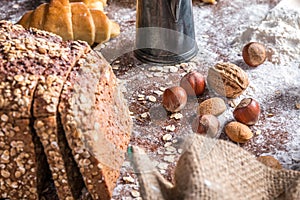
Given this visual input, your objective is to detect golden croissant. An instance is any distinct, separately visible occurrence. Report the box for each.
[18,0,120,45]
[70,0,107,10]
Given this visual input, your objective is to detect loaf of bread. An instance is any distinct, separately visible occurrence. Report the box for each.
[17,0,120,45]
[0,20,132,200]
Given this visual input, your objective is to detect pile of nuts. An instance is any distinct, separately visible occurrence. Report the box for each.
[161,42,266,143]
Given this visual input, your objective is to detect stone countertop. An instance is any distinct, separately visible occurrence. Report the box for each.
[1,0,299,199]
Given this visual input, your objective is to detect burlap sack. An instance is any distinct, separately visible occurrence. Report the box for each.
[130,134,300,200]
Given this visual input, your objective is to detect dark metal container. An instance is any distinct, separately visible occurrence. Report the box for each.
[135,0,198,64]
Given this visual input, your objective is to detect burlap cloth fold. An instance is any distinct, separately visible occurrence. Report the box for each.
[130,134,300,200]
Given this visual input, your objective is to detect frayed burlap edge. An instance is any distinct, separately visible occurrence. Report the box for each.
[131,134,300,200]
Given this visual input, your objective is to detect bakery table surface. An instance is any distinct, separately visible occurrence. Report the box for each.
[1,0,300,199]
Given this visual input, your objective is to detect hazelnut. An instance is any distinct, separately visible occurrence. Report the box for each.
[180,71,206,96]
[191,115,220,137]
[233,98,260,125]
[225,121,253,143]
[198,97,226,116]
[162,86,187,113]
[242,42,266,67]
[257,156,282,170]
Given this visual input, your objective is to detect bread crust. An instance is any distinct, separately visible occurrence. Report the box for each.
[59,51,132,199]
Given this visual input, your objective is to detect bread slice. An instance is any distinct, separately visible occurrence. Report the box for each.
[0,21,66,200]
[0,114,34,199]
[0,21,86,200]
[59,51,132,199]
[0,111,58,200]
[43,0,73,41]
[33,40,90,118]
[71,2,96,45]
[34,116,84,200]
[0,21,62,118]
[31,34,89,199]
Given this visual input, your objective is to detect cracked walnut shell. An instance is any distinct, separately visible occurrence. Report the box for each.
[207,62,249,98]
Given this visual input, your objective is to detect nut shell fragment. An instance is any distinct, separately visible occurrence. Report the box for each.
[257,156,282,170]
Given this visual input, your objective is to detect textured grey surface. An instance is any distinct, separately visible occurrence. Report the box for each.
[1,0,299,200]
[0,0,47,22]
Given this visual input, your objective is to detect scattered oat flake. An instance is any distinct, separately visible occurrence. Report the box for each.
[149,66,161,72]
[162,134,172,141]
[166,146,177,152]
[157,150,164,155]
[164,155,175,163]
[228,100,236,108]
[170,113,183,120]
[157,162,168,170]
[146,74,154,78]
[165,125,176,132]
[178,149,183,154]
[153,72,164,77]
[256,130,262,135]
[140,112,148,118]
[169,66,179,73]
[131,190,140,198]
[162,67,170,73]
[138,94,145,98]
[148,67,156,71]
[159,87,166,91]
[123,176,135,184]
[164,142,172,147]
[112,65,119,70]
[147,95,157,102]
[172,139,178,143]
[296,102,300,110]
[154,90,163,96]
[275,90,281,95]
[165,151,175,155]
[13,4,19,9]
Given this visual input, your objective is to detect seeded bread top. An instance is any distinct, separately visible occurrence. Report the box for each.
[0,20,90,118]
[0,112,38,199]
[33,40,90,118]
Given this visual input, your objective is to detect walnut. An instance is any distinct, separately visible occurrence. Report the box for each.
[207,62,249,98]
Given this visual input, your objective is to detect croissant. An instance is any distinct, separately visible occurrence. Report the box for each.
[18,0,119,45]
[70,0,107,10]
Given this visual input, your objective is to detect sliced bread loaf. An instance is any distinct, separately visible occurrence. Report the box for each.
[59,51,132,199]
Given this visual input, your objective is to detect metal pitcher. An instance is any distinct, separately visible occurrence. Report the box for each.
[134,0,198,64]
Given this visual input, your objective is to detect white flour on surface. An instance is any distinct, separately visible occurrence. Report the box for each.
[234,4,300,65]
[231,2,300,170]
